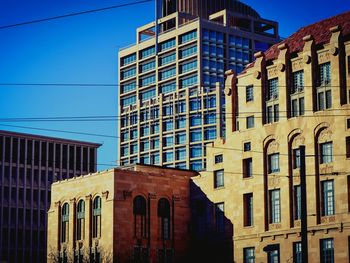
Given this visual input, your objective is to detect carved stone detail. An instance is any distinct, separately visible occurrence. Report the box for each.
[148,193,157,199]
[267,67,278,78]
[294,220,301,227]
[253,71,261,79]
[321,216,336,224]
[318,129,332,143]
[318,52,330,64]
[277,63,285,72]
[330,46,338,56]
[319,164,334,175]
[267,141,279,154]
[292,59,303,71]
[102,190,109,199]
[303,55,311,64]
[268,176,280,187]
[224,87,232,96]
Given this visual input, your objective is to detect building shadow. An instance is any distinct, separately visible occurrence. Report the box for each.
[187,181,233,263]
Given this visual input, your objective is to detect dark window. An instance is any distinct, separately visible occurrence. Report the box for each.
[92,196,102,238]
[320,238,334,263]
[215,202,225,233]
[61,203,69,243]
[293,148,301,169]
[243,247,255,263]
[347,119,350,129]
[246,85,254,102]
[318,62,331,86]
[214,154,223,164]
[346,137,350,158]
[133,196,147,238]
[243,193,253,226]
[320,142,333,164]
[268,153,280,173]
[294,185,301,220]
[293,242,302,263]
[267,245,280,263]
[246,116,254,129]
[292,71,304,93]
[214,170,224,188]
[244,142,251,152]
[158,198,171,240]
[243,158,253,178]
[321,180,335,216]
[76,200,85,240]
[348,56,350,74]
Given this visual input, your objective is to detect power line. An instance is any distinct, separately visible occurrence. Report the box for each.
[0,0,153,30]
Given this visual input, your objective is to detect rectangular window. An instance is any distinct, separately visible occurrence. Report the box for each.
[140,46,155,59]
[267,78,279,100]
[244,247,255,263]
[180,60,197,73]
[215,203,225,233]
[175,147,186,161]
[180,30,197,44]
[291,98,305,117]
[294,185,301,220]
[121,53,136,66]
[204,112,216,125]
[204,127,216,140]
[243,158,253,178]
[268,153,280,173]
[292,71,304,93]
[159,38,175,51]
[190,114,202,126]
[215,154,223,164]
[246,116,254,129]
[320,238,334,263]
[293,148,301,169]
[163,151,174,163]
[270,189,281,223]
[179,45,197,59]
[293,242,302,263]
[347,118,350,129]
[348,56,350,74]
[346,137,350,158]
[163,136,174,147]
[318,62,331,86]
[190,160,202,171]
[175,132,186,145]
[190,145,202,158]
[175,117,186,129]
[159,52,176,66]
[322,180,335,216]
[140,60,155,73]
[243,193,253,226]
[163,119,173,132]
[268,245,280,263]
[320,142,333,164]
[180,74,197,89]
[246,85,254,102]
[244,142,251,152]
[176,101,186,113]
[214,170,224,188]
[160,67,176,81]
[190,129,202,142]
[160,81,176,94]
[189,98,201,111]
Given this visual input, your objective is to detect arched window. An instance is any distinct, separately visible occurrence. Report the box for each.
[61,203,69,243]
[158,198,170,240]
[92,196,101,238]
[133,195,147,238]
[76,200,85,240]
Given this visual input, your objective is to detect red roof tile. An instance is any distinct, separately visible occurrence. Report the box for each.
[240,11,350,75]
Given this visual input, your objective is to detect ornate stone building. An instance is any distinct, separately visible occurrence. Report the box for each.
[192,11,350,262]
[47,164,197,263]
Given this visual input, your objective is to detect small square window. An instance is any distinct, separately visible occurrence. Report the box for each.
[214,154,223,164]
[243,158,253,178]
[244,142,251,152]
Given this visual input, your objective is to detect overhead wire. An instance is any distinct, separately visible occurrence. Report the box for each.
[0,0,153,30]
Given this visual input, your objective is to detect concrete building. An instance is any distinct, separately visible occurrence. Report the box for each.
[192,11,350,262]
[47,164,197,263]
[0,130,100,263]
[118,0,279,170]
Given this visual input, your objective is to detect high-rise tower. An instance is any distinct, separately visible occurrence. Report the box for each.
[118,0,279,170]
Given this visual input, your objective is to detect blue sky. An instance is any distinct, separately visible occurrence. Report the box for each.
[0,0,348,170]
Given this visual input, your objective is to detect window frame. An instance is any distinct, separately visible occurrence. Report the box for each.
[214,170,224,188]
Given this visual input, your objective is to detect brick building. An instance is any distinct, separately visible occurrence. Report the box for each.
[0,130,100,263]
[47,164,197,263]
[192,11,350,262]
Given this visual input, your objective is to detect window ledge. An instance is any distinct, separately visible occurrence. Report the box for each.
[214,186,225,190]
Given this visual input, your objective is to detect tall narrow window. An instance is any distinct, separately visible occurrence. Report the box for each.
[293,242,302,263]
[268,153,280,173]
[158,198,171,240]
[243,247,255,263]
[320,238,334,263]
[243,193,253,226]
[322,180,335,216]
[246,116,255,129]
[76,200,85,241]
[215,202,225,233]
[214,170,224,188]
[269,189,281,223]
[92,196,102,238]
[243,158,253,178]
[294,186,301,220]
[293,148,301,169]
[320,142,333,164]
[61,203,69,243]
[133,196,147,238]
[246,85,254,102]
[267,78,279,100]
[346,137,350,158]
[268,245,280,263]
[317,63,332,110]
